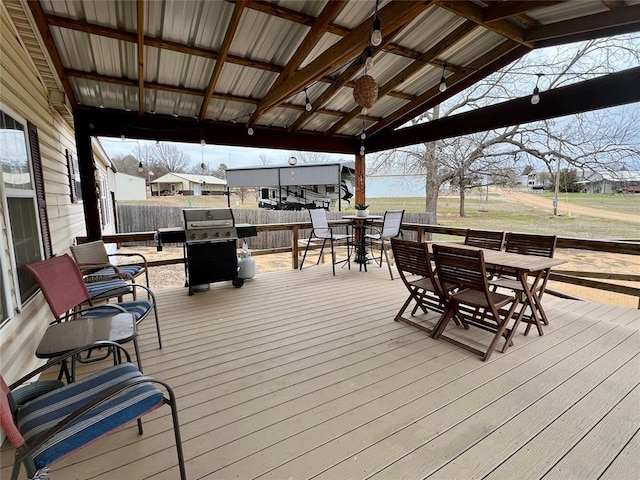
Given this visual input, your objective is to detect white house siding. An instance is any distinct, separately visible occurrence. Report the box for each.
[0,6,87,384]
[115,172,147,201]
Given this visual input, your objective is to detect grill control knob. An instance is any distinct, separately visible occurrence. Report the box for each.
[215,232,220,238]
[225,231,231,237]
[203,232,209,239]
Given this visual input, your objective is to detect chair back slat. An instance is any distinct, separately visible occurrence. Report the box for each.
[391,238,431,278]
[504,233,557,258]
[24,254,90,318]
[70,240,110,267]
[380,210,404,238]
[433,244,488,292]
[464,229,505,251]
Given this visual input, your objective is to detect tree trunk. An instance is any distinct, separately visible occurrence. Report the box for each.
[459,186,466,217]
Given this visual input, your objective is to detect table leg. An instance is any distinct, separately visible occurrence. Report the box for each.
[517,271,544,336]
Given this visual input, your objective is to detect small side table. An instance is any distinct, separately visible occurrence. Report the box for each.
[36,313,139,382]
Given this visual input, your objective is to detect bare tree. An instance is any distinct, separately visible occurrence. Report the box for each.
[370,35,640,222]
[133,143,190,177]
[233,187,257,204]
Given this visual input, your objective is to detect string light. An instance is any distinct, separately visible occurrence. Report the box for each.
[247,126,254,136]
[531,73,543,105]
[365,47,374,69]
[121,134,126,141]
[370,0,382,46]
[304,88,312,112]
[439,64,447,92]
[138,161,143,172]
[200,139,206,146]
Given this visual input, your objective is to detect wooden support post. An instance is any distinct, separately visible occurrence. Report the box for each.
[75,121,102,240]
[355,152,365,206]
[291,226,299,269]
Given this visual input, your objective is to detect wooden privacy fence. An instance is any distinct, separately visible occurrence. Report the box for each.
[99,208,640,307]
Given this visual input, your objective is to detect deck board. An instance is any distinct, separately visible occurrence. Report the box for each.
[2,265,639,480]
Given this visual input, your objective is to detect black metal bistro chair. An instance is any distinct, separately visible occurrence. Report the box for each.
[364,209,404,279]
[299,208,351,276]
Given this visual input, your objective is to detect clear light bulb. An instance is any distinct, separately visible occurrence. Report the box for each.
[531,87,540,105]
[121,134,126,141]
[365,55,373,69]
[360,132,366,140]
[155,140,160,147]
[439,76,447,92]
[247,127,254,136]
[371,18,382,47]
[305,100,312,112]
[361,107,368,115]
[200,139,206,146]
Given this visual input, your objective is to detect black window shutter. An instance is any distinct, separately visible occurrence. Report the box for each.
[66,149,78,203]
[27,121,53,259]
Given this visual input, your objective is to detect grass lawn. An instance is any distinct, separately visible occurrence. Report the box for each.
[536,192,640,215]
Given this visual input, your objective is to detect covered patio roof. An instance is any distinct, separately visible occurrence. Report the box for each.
[7,0,640,236]
[16,0,640,151]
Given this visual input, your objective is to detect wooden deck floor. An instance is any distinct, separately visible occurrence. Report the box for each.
[3,264,640,480]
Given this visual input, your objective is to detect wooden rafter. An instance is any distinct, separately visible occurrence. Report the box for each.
[26,2,78,107]
[483,1,561,23]
[254,1,433,115]
[287,15,412,133]
[137,0,145,114]
[525,3,640,42]
[250,0,346,126]
[63,69,383,122]
[327,20,479,136]
[435,0,531,47]
[367,41,529,137]
[199,0,246,120]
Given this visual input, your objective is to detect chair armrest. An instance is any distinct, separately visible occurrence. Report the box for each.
[108,252,148,268]
[8,342,131,390]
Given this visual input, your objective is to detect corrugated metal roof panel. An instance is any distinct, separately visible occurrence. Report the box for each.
[232,8,307,65]
[205,99,254,124]
[392,6,464,51]
[442,30,506,69]
[217,63,278,99]
[260,107,299,129]
[146,46,214,90]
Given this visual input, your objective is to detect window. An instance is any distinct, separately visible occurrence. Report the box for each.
[0,109,48,307]
[66,149,82,203]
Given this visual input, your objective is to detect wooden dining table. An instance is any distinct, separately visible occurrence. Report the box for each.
[427,242,566,336]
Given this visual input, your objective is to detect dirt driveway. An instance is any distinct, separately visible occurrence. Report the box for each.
[503,191,640,223]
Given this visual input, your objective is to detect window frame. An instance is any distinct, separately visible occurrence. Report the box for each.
[0,106,47,320]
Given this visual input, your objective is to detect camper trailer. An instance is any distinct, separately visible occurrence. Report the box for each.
[226,162,355,211]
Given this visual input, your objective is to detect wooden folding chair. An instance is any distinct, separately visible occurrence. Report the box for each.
[432,244,519,361]
[464,229,506,251]
[391,238,452,335]
[490,233,557,335]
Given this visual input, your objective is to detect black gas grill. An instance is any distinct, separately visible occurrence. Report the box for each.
[156,208,256,295]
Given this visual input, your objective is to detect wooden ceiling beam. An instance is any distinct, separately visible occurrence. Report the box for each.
[27,3,78,107]
[136,0,145,115]
[243,0,431,63]
[251,0,346,126]
[367,41,529,137]
[435,0,531,47]
[368,66,640,152]
[525,4,640,42]
[327,20,478,136]
[64,69,386,121]
[199,0,246,121]
[255,1,432,115]
[75,108,359,154]
[287,18,411,133]
[483,1,561,23]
